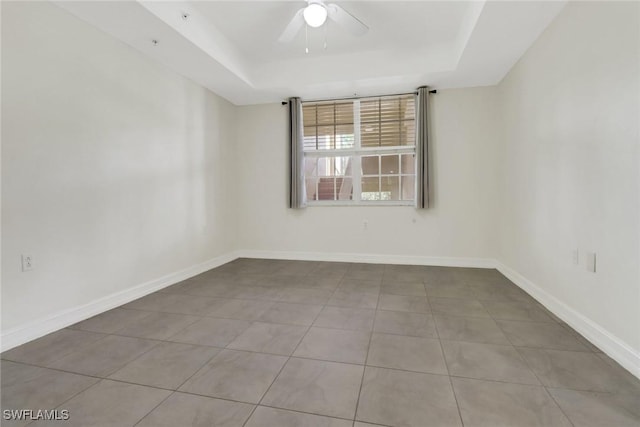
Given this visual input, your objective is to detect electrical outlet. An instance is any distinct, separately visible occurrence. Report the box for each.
[363,220,368,230]
[586,252,596,273]
[21,254,33,272]
[572,249,579,265]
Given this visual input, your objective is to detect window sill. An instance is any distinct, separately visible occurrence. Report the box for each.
[305,201,415,207]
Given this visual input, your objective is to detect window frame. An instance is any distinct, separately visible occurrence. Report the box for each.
[303,96,417,207]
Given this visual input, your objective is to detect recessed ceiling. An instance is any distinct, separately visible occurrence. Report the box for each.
[55,1,567,105]
[192,2,470,62]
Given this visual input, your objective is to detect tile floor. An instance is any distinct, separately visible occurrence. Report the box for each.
[2,259,639,427]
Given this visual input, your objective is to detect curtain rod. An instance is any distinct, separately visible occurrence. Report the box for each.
[282,89,437,105]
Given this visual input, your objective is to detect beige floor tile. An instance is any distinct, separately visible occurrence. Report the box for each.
[313,306,375,331]
[158,294,228,316]
[480,300,555,322]
[429,297,491,318]
[373,310,437,338]
[343,270,385,282]
[380,281,426,296]
[245,406,352,427]
[1,361,98,427]
[425,281,475,299]
[354,423,389,427]
[114,311,200,340]
[49,335,158,377]
[378,294,429,313]
[1,329,105,366]
[186,282,244,298]
[367,333,447,374]
[327,290,379,309]
[31,379,170,427]
[297,275,343,290]
[70,308,153,334]
[168,317,250,347]
[471,282,533,302]
[442,340,539,384]
[452,377,572,427]
[137,392,254,427]
[518,348,636,392]
[357,367,461,427]
[121,292,183,311]
[262,358,363,419]
[337,279,381,294]
[496,320,588,351]
[548,389,640,427]
[233,285,283,301]
[596,353,640,396]
[205,298,275,321]
[180,349,287,403]
[277,287,333,305]
[294,327,370,364]
[258,302,323,326]
[227,322,307,355]
[434,315,510,344]
[308,262,350,278]
[109,342,219,389]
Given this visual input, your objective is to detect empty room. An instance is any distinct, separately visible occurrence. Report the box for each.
[1,1,639,426]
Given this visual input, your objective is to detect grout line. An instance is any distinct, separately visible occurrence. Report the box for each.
[0,335,605,377]
[247,298,326,425]
[542,386,578,427]
[247,403,356,424]
[513,346,577,426]
[487,313,577,425]
[132,390,176,427]
[8,355,619,402]
[21,373,102,427]
[352,285,380,423]
[428,287,466,427]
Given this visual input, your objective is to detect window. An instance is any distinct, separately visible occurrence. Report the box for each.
[302,94,416,205]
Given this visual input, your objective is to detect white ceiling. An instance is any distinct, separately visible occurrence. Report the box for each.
[55,1,567,105]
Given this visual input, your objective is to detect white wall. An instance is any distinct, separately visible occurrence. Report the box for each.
[235,87,501,264]
[497,2,640,356]
[1,2,237,335]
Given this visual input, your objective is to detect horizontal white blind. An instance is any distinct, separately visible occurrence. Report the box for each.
[303,95,415,152]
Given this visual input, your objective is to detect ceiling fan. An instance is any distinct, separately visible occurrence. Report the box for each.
[278,0,369,44]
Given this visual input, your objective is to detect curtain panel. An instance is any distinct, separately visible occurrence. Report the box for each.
[416,86,430,209]
[289,97,306,208]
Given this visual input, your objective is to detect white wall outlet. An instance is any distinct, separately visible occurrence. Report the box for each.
[21,254,33,272]
[572,249,579,265]
[586,252,596,273]
[363,220,368,230]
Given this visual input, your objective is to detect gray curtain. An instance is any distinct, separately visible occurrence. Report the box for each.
[416,86,430,209]
[289,97,306,208]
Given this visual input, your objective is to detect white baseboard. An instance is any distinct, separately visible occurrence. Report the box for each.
[237,249,496,268]
[495,261,640,380]
[0,251,240,352]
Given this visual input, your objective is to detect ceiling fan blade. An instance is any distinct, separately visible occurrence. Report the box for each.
[326,3,368,36]
[278,8,305,43]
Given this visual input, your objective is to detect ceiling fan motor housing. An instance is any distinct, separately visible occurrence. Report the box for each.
[303,0,328,28]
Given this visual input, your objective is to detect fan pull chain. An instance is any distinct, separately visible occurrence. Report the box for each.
[323,20,328,49]
[305,24,309,54]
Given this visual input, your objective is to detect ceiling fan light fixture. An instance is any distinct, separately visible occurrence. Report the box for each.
[303,3,328,28]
